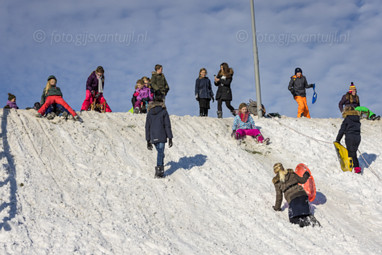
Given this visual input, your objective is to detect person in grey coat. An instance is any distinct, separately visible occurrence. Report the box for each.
[145,91,173,178]
[272,163,320,227]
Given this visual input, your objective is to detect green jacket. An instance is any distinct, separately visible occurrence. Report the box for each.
[40,86,63,105]
[151,72,169,96]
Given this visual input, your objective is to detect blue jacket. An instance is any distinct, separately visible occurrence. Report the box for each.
[145,101,173,144]
[195,77,214,99]
[232,114,256,130]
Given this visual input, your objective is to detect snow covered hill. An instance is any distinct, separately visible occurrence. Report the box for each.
[0,109,381,254]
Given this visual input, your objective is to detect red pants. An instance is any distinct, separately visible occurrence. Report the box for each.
[295,96,310,118]
[235,129,264,143]
[81,90,112,112]
[38,96,77,116]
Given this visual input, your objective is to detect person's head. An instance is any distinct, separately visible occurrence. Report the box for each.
[154,90,164,102]
[238,103,248,114]
[8,93,16,102]
[199,68,207,78]
[136,79,144,89]
[142,76,150,86]
[349,82,357,95]
[155,64,163,74]
[220,62,229,74]
[96,66,104,76]
[295,67,302,77]
[45,75,57,95]
[273,163,288,182]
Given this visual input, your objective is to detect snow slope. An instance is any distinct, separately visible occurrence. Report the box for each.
[0,109,381,254]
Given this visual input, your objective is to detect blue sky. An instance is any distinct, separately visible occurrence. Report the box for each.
[1,0,381,118]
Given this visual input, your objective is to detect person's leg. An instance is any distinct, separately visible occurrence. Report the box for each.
[154,142,165,167]
[295,96,305,118]
[38,96,59,115]
[54,97,77,116]
[235,129,246,140]
[243,129,264,143]
[225,101,235,112]
[345,135,361,169]
[302,97,311,118]
[81,90,93,111]
[217,99,223,112]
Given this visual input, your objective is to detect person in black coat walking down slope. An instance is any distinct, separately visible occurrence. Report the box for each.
[145,91,173,178]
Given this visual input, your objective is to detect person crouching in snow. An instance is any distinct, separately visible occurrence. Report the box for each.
[335,106,362,174]
[145,91,173,178]
[288,67,315,118]
[4,93,19,109]
[80,66,112,112]
[272,163,320,228]
[36,75,80,121]
[231,103,269,144]
[133,79,153,114]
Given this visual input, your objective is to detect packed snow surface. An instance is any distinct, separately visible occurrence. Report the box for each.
[0,109,381,254]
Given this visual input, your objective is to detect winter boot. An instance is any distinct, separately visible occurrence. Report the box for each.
[231,110,237,116]
[354,167,361,174]
[134,107,140,114]
[155,166,165,178]
[35,112,42,118]
[217,111,223,118]
[62,111,69,120]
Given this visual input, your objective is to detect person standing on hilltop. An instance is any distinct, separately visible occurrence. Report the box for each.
[214,62,236,118]
[151,64,169,102]
[288,67,315,118]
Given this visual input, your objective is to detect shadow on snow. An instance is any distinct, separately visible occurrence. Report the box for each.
[165,154,207,176]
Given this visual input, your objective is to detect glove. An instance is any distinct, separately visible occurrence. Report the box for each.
[311,83,316,89]
[231,130,236,138]
[303,171,311,179]
[195,94,199,101]
[91,90,95,96]
[211,97,215,103]
[147,141,153,150]
[169,139,173,148]
[273,206,281,211]
[142,97,149,102]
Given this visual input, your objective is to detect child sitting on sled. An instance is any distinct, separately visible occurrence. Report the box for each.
[231,103,269,144]
[133,79,153,114]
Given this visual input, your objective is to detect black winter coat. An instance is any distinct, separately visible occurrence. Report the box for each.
[288,75,313,97]
[145,102,173,144]
[336,110,361,142]
[195,77,214,99]
[214,74,233,101]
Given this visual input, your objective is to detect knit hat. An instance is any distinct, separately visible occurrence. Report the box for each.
[295,67,302,74]
[349,82,356,92]
[8,93,16,101]
[47,75,57,81]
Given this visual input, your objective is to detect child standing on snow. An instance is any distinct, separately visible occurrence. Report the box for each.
[288,67,315,118]
[36,75,80,121]
[151,64,169,101]
[195,68,214,117]
[4,93,19,109]
[145,91,173,178]
[80,66,112,112]
[272,163,319,228]
[133,79,153,114]
[232,103,269,144]
[335,106,362,173]
[338,82,380,120]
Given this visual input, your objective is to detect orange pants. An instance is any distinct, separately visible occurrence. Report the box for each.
[294,96,310,118]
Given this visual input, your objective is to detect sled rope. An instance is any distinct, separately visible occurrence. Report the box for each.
[358,149,381,181]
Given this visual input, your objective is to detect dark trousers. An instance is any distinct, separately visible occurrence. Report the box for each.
[345,134,361,168]
[217,99,234,112]
[199,98,210,116]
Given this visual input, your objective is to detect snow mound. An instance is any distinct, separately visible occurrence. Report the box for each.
[0,109,381,254]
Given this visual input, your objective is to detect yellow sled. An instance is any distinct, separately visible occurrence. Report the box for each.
[333,142,353,172]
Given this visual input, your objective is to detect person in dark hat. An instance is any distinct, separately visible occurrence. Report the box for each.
[4,93,19,109]
[145,91,173,178]
[288,67,315,118]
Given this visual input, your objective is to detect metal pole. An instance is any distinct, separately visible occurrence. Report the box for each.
[250,0,263,117]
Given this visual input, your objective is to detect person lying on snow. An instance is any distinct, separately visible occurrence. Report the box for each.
[231,103,269,144]
[272,163,320,228]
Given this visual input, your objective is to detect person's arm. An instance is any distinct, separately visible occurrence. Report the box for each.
[151,74,158,91]
[295,171,310,185]
[338,95,346,112]
[288,79,295,96]
[336,118,348,142]
[273,184,283,211]
[164,76,169,95]
[86,73,94,91]
[145,113,151,142]
[232,116,239,131]
[164,110,173,139]
[195,78,199,99]
[219,77,232,87]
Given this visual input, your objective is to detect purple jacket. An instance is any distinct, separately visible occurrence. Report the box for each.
[136,87,153,102]
[86,71,104,92]
[5,100,19,109]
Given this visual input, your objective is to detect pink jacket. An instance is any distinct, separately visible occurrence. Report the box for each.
[136,87,153,102]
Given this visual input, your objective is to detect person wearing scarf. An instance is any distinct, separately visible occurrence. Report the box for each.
[80,66,112,112]
[231,103,269,144]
